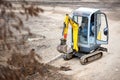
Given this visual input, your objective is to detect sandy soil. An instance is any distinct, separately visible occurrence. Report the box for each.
[19,2,120,80]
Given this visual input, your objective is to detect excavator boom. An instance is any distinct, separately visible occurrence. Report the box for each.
[63,14,79,52]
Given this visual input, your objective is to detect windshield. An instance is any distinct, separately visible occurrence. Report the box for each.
[73,15,82,26]
[73,16,88,44]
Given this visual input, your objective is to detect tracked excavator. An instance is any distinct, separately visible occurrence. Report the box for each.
[57,7,109,65]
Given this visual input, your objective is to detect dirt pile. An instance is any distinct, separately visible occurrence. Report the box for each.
[60,66,71,71]
[0,49,70,80]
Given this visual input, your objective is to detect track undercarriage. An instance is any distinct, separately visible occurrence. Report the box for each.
[57,38,107,65]
[62,47,107,65]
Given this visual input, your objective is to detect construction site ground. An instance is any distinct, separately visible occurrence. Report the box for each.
[24,2,120,79]
[1,1,120,80]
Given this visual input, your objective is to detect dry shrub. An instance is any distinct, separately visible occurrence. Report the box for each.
[3,49,69,80]
[0,0,43,51]
[7,49,49,78]
[0,1,70,80]
[0,65,25,80]
[20,4,44,20]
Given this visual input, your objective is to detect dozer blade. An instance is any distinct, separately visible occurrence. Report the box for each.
[80,51,103,65]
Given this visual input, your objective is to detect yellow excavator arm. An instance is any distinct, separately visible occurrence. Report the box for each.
[63,14,79,52]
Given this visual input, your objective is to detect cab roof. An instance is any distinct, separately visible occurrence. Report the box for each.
[73,7,100,17]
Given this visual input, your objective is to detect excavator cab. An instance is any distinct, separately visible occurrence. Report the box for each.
[57,7,109,64]
[72,8,108,53]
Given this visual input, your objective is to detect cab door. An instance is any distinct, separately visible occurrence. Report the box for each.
[95,12,109,44]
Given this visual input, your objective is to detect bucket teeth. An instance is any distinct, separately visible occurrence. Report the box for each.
[63,53,74,60]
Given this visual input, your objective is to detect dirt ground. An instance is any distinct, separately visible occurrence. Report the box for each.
[1,1,120,80]
[23,3,120,80]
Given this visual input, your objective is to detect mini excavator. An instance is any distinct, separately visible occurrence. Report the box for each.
[57,7,109,65]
